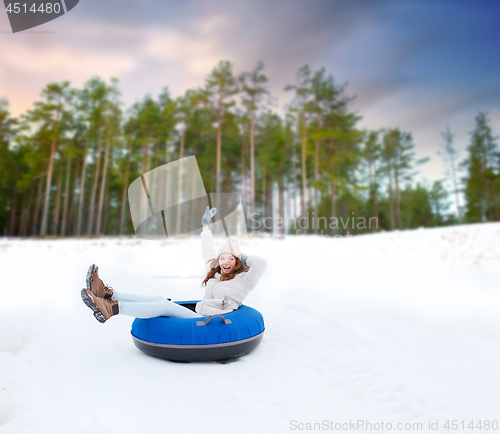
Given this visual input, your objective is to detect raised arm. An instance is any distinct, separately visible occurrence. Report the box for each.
[200,226,217,271]
[200,206,218,271]
[240,255,268,292]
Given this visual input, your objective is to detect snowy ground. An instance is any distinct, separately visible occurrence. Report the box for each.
[0,223,499,433]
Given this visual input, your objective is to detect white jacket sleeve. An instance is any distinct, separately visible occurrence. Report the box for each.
[240,255,268,293]
[200,228,217,272]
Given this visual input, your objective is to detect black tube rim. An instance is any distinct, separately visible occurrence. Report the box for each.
[131,330,265,350]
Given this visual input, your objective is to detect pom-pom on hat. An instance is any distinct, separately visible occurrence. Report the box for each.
[217,238,242,261]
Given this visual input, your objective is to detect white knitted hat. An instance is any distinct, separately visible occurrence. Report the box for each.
[217,238,242,260]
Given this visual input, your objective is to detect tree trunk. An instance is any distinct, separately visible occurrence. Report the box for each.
[76,139,90,236]
[369,160,379,233]
[407,189,413,229]
[301,109,307,221]
[68,157,80,236]
[450,158,463,224]
[386,157,395,230]
[262,169,266,231]
[250,107,255,216]
[21,185,34,236]
[292,137,297,220]
[17,194,26,236]
[314,136,319,235]
[119,143,132,235]
[485,175,494,221]
[313,111,321,235]
[87,132,103,235]
[482,157,491,221]
[33,174,45,236]
[491,181,500,221]
[278,178,285,237]
[60,155,72,236]
[142,139,150,174]
[329,139,338,236]
[180,122,185,161]
[7,196,17,236]
[40,108,61,235]
[394,164,401,230]
[96,129,111,234]
[267,180,273,234]
[388,183,395,230]
[102,167,112,234]
[52,166,63,235]
[178,123,187,234]
[330,178,337,236]
[216,95,222,196]
[240,124,246,216]
[175,157,183,236]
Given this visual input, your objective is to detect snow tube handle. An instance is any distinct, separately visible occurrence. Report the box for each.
[196,314,232,326]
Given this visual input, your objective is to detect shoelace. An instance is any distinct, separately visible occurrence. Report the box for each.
[100,279,113,292]
[90,269,111,290]
[90,271,113,296]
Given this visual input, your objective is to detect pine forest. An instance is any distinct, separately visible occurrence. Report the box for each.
[1,61,499,237]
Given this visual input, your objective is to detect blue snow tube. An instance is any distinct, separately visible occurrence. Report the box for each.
[131,301,265,362]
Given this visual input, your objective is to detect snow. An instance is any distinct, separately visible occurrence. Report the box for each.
[1,223,499,433]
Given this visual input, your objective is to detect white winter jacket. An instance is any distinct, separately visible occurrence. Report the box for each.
[195,229,267,316]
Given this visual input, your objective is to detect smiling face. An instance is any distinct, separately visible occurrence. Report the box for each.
[218,253,236,274]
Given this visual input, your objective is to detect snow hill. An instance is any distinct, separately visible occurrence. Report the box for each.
[1,223,499,434]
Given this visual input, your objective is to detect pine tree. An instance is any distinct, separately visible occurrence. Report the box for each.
[205,60,239,196]
[255,111,293,234]
[22,82,73,236]
[96,79,122,235]
[363,131,382,231]
[382,129,428,230]
[308,71,360,235]
[74,77,109,235]
[0,99,18,234]
[462,112,499,222]
[240,61,269,217]
[286,65,312,223]
[429,180,449,226]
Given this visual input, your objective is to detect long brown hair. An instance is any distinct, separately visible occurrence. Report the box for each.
[202,256,249,287]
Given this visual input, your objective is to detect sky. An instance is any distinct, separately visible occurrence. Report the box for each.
[1,0,499,187]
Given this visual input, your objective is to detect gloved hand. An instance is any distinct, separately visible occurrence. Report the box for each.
[201,206,217,225]
[241,254,248,268]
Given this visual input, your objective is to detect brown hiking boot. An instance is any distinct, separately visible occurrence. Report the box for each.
[86,264,113,299]
[81,288,119,323]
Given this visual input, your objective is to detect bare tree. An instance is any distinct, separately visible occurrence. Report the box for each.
[438,127,463,223]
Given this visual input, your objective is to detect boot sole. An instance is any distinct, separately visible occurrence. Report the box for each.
[81,288,106,323]
[86,264,95,290]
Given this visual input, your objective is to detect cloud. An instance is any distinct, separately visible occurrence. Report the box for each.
[0,0,414,113]
[1,0,498,187]
[489,110,500,134]
[143,16,233,78]
[0,36,136,77]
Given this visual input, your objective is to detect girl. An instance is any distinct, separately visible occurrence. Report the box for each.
[81,207,267,323]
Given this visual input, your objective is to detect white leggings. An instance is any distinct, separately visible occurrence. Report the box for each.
[114,291,202,319]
